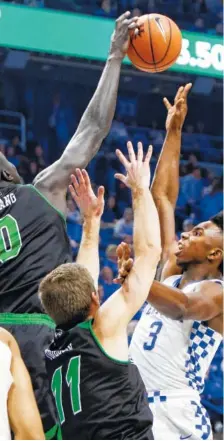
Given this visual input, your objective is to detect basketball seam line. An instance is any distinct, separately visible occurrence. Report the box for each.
[154,18,172,65]
[130,37,155,66]
[147,15,157,72]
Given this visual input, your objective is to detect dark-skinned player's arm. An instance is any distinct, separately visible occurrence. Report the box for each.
[95,141,161,337]
[114,244,223,334]
[33,11,139,215]
[0,329,45,440]
[147,280,223,330]
[69,169,104,288]
[151,83,192,281]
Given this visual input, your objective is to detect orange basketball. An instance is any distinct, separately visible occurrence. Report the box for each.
[127,14,182,73]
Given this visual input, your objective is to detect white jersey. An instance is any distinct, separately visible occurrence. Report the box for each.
[130,276,223,395]
[0,341,13,441]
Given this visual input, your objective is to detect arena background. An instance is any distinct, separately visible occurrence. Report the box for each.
[0,0,223,438]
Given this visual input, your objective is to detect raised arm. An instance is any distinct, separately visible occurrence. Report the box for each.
[151,83,192,280]
[69,169,104,288]
[95,141,161,338]
[34,12,138,215]
[4,331,45,440]
[147,280,223,334]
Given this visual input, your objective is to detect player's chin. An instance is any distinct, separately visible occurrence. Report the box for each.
[175,252,190,266]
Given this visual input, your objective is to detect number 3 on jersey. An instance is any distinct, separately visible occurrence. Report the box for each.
[143,321,163,351]
[51,356,82,425]
[0,215,22,263]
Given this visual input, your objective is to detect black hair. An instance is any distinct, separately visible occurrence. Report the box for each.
[210,211,223,232]
[210,211,223,273]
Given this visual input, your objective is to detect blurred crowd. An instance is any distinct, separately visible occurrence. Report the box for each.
[3,0,223,36]
[1,0,223,434]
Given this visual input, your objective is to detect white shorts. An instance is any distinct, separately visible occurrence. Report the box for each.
[148,389,212,440]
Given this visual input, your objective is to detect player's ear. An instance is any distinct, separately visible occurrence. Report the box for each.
[91,291,100,308]
[207,248,223,263]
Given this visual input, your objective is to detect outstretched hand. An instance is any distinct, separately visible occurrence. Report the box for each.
[164,83,192,132]
[115,141,153,191]
[69,169,104,219]
[110,11,139,59]
[113,242,133,285]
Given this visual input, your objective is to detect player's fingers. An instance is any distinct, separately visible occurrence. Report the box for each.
[116,149,130,169]
[113,275,125,285]
[174,86,184,103]
[145,145,153,164]
[126,16,139,27]
[97,186,105,201]
[114,173,126,184]
[81,169,91,187]
[127,140,136,163]
[125,258,134,272]
[121,258,134,276]
[69,184,79,203]
[116,11,131,24]
[70,174,80,191]
[116,243,124,259]
[176,98,184,110]
[128,22,139,30]
[163,97,172,110]
[75,168,85,186]
[122,242,131,260]
[137,142,143,163]
[182,82,192,99]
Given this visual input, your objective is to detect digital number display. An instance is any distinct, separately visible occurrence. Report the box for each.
[170,32,223,77]
[0,4,223,78]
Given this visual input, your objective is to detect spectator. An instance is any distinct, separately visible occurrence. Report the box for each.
[11,135,22,155]
[101,196,119,227]
[186,153,199,173]
[67,197,81,224]
[197,177,223,222]
[6,146,19,167]
[175,187,189,233]
[100,266,119,301]
[34,144,46,168]
[181,167,204,206]
[215,22,223,35]
[116,181,132,214]
[182,218,195,233]
[27,160,39,182]
[191,17,206,32]
[114,207,133,243]
[96,0,116,17]
[0,143,6,155]
[107,116,129,149]
[196,121,205,134]
[104,244,118,276]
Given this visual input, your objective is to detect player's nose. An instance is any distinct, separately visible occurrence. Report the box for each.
[181,232,189,241]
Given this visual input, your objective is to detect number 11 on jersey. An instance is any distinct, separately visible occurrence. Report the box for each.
[51,356,82,425]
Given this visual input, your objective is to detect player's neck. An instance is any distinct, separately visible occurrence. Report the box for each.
[180,263,221,289]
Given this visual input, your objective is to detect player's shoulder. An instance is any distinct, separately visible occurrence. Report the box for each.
[0,327,13,347]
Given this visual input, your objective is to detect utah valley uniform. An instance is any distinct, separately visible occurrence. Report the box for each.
[46,318,153,440]
[0,182,72,437]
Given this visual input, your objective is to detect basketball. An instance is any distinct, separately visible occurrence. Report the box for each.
[127,14,182,73]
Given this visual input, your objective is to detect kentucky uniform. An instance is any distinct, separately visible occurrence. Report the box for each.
[130,276,223,440]
[0,182,72,438]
